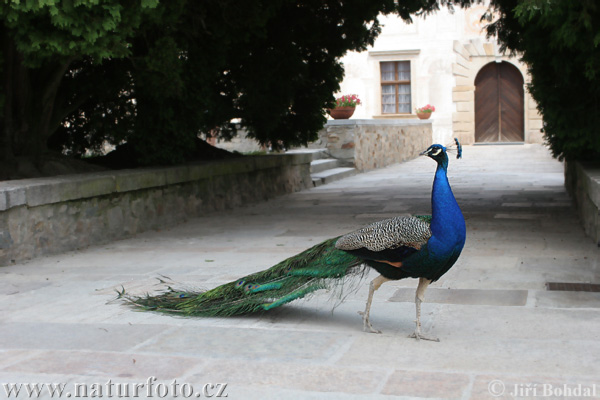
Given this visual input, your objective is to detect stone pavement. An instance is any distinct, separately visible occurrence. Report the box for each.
[1,144,599,400]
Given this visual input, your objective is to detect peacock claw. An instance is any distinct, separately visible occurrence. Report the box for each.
[358,311,381,334]
[408,331,440,342]
[364,323,382,334]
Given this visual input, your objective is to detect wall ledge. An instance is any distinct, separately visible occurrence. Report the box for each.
[326,119,431,127]
[0,153,312,265]
[0,154,311,212]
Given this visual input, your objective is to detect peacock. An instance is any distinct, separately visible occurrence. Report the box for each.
[123,140,465,341]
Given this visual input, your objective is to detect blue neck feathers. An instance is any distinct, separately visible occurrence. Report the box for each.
[430,155,465,244]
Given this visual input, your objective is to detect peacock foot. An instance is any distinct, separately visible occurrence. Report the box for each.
[408,330,440,342]
[357,311,381,334]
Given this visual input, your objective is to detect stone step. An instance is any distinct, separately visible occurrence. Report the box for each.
[311,167,357,186]
[310,159,339,174]
[286,148,328,161]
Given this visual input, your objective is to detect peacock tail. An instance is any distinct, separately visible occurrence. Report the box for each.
[122,237,365,316]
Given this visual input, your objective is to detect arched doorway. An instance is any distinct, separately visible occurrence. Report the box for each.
[475,62,524,142]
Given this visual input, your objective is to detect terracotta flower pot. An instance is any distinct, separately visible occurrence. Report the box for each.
[328,106,356,120]
[417,112,432,120]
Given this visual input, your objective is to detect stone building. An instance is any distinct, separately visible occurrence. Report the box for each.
[335,4,544,146]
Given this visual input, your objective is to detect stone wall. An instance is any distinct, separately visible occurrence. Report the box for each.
[565,161,600,246]
[310,119,433,171]
[212,129,264,153]
[0,154,312,265]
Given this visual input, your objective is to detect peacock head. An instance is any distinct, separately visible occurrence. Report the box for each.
[420,144,448,165]
[420,138,462,164]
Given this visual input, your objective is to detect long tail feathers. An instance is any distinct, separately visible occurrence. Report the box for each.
[121,238,365,316]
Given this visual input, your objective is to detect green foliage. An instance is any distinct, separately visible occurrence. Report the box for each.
[488,0,600,161]
[0,1,158,162]
[48,57,136,156]
[0,0,157,65]
[2,0,479,166]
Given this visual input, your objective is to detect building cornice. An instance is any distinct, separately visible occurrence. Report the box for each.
[368,49,421,57]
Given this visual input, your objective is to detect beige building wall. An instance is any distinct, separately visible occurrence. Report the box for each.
[336,5,544,146]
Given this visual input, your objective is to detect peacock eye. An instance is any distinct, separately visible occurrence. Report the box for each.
[431,148,442,156]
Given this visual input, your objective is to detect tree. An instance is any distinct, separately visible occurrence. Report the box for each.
[0,1,159,167]
[56,0,422,165]
[487,0,600,161]
[1,0,474,174]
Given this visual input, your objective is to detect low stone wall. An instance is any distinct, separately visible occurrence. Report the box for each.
[212,129,264,153]
[311,119,433,171]
[565,161,600,245]
[0,154,312,265]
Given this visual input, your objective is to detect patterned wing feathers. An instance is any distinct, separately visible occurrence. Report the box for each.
[335,216,431,252]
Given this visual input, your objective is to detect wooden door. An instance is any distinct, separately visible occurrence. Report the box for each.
[475,62,524,142]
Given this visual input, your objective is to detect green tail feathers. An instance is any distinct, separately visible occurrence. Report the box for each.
[123,238,364,316]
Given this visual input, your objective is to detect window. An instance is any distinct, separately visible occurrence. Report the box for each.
[380,61,411,114]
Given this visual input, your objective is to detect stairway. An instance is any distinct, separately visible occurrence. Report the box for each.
[286,149,357,187]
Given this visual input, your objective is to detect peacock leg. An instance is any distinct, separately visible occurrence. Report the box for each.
[409,277,440,342]
[358,275,390,334]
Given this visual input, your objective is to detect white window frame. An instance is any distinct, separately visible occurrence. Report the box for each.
[368,49,420,118]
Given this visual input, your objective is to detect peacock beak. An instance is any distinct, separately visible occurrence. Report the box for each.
[420,149,430,156]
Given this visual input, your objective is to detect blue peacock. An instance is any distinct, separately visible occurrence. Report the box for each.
[124,140,465,341]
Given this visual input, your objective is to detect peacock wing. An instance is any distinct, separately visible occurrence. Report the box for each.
[335,215,432,253]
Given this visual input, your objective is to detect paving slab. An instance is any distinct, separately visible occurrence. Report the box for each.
[388,288,529,306]
[1,144,599,399]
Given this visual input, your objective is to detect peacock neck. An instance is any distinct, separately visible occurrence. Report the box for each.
[430,160,463,238]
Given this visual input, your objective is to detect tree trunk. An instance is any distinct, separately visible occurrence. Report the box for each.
[1,28,74,166]
[34,60,74,155]
[1,26,16,166]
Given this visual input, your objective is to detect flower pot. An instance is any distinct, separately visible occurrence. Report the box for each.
[328,106,356,120]
[417,112,432,120]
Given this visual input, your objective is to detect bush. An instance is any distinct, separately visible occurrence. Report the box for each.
[488,0,600,161]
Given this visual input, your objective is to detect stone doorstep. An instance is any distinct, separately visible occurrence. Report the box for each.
[310,159,340,174]
[311,167,357,187]
[288,148,358,187]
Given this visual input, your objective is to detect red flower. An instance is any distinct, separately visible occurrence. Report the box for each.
[334,94,362,107]
[416,104,435,113]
